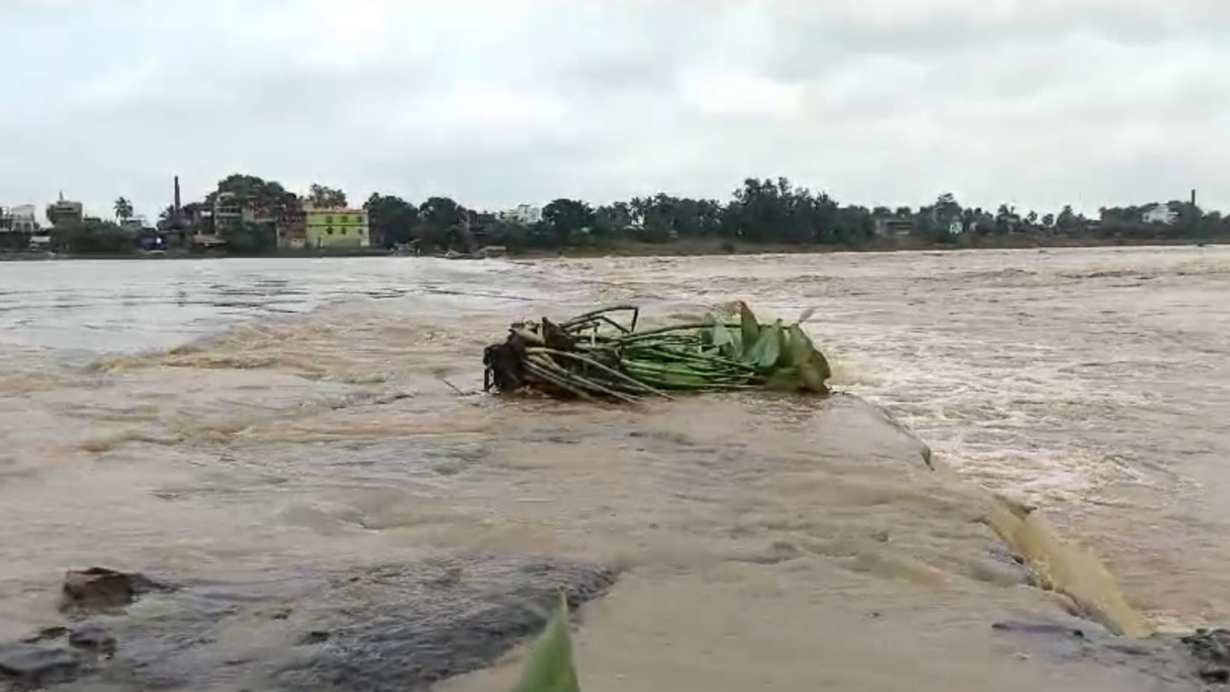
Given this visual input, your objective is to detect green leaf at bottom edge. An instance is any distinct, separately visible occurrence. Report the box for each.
[509,593,581,692]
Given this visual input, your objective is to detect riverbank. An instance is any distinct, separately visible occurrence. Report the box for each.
[513,234,1226,259]
[1,235,1223,261]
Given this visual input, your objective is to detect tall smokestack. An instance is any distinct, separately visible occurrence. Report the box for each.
[1191,188,1197,207]
[174,176,182,214]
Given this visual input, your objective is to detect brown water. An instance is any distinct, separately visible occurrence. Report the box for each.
[1,248,1228,690]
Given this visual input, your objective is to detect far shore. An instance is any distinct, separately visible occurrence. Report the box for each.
[0,234,1223,262]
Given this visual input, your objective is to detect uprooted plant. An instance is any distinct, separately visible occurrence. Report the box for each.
[483,302,830,403]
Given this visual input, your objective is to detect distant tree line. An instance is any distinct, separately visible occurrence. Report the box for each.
[360,180,1230,254]
[37,172,1230,255]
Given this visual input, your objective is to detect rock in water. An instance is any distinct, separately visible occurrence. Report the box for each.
[1181,629,1230,684]
[271,557,616,691]
[62,567,138,611]
[68,624,117,655]
[0,643,80,686]
[9,556,613,691]
[61,567,173,613]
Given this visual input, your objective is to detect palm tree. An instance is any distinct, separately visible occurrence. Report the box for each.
[114,197,134,222]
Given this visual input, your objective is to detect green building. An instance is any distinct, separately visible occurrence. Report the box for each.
[304,206,370,249]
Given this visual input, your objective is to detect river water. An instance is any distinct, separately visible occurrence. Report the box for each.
[1,247,1228,690]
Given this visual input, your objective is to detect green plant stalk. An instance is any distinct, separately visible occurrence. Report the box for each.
[622,345,759,371]
[527,348,673,399]
[620,359,751,379]
[526,356,643,404]
[522,361,604,403]
[615,323,737,342]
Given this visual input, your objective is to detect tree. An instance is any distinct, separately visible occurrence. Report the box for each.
[724,177,836,243]
[414,196,464,250]
[209,174,296,220]
[65,219,135,254]
[1173,201,1202,235]
[830,205,873,246]
[542,198,594,246]
[308,184,348,208]
[364,193,418,247]
[1056,205,1079,233]
[994,204,1020,234]
[114,197,134,222]
[1026,210,1038,226]
[418,196,461,230]
[593,202,632,236]
[1042,212,1055,227]
[220,221,275,254]
[935,193,961,223]
[1197,211,1223,238]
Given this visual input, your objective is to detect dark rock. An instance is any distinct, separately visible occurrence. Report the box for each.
[62,567,134,611]
[299,631,331,645]
[68,624,117,654]
[995,620,1230,688]
[1199,667,1229,684]
[1182,628,1230,665]
[19,555,613,692]
[1182,629,1230,686]
[19,626,67,644]
[992,620,1086,639]
[271,556,616,691]
[0,643,80,686]
[61,567,173,613]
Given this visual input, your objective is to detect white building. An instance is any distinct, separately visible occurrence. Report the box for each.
[499,204,543,225]
[0,204,39,233]
[1141,203,1178,225]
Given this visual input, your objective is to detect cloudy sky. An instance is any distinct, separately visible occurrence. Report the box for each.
[2,0,1227,221]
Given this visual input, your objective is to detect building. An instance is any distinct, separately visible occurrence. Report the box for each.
[1,204,39,233]
[1141,203,1179,225]
[872,215,914,237]
[46,193,83,228]
[304,205,369,248]
[211,192,243,233]
[499,204,542,225]
[277,207,307,249]
[120,216,150,233]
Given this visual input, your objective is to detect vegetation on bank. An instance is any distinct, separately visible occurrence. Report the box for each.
[361,181,1230,255]
[7,172,1228,257]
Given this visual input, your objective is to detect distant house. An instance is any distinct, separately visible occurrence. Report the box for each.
[1,204,39,233]
[1141,203,1179,225]
[277,208,307,249]
[872,215,914,237]
[211,192,244,233]
[304,205,370,249]
[120,217,149,233]
[499,204,542,225]
[46,193,83,228]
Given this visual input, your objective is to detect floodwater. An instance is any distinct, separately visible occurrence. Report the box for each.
[1,247,1228,690]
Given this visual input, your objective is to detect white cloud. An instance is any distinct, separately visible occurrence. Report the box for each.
[0,0,1227,220]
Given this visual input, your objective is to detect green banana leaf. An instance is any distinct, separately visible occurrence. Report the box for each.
[745,319,783,369]
[510,593,581,692]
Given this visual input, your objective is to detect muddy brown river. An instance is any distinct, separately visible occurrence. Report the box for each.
[1,247,1228,690]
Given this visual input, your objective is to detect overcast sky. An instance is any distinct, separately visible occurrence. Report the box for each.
[2,0,1227,221]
